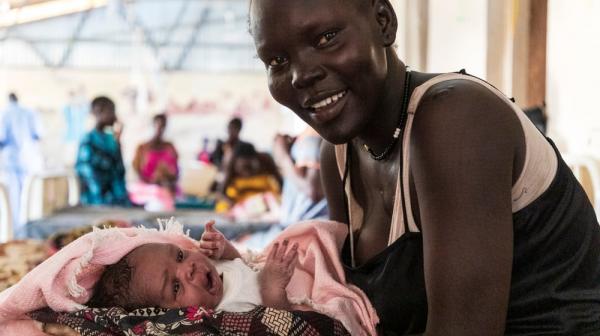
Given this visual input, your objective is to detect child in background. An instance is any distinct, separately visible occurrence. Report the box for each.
[75,96,129,206]
[215,143,281,219]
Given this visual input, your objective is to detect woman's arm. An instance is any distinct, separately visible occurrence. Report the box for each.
[411,80,523,336]
[274,135,324,202]
[132,144,146,181]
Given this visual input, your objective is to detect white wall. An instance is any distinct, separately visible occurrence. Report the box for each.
[547,0,600,158]
[427,0,488,78]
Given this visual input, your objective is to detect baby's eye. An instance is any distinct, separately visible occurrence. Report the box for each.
[268,56,288,68]
[317,31,338,47]
[177,249,184,262]
[173,280,180,296]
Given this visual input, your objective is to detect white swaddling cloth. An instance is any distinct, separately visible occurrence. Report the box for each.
[214,258,262,312]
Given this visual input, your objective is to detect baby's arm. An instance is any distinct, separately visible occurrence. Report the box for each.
[199,220,241,260]
[259,240,298,310]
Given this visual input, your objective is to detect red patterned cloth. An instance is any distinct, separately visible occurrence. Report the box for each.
[29,305,349,336]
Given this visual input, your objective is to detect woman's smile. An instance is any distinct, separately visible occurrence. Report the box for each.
[307,90,348,124]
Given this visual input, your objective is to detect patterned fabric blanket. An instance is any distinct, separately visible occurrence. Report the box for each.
[29,305,350,336]
[0,240,49,291]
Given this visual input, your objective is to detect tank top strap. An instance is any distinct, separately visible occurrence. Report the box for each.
[390,72,485,241]
[334,144,364,234]
[335,71,556,248]
[407,73,557,213]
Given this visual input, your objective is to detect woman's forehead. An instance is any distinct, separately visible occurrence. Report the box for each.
[250,0,367,37]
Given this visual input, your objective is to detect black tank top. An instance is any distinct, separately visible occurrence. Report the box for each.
[342,140,600,335]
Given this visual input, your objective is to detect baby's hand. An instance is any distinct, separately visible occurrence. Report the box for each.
[261,240,298,289]
[199,221,240,260]
[259,240,298,309]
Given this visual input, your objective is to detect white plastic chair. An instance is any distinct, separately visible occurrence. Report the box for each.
[563,154,600,214]
[179,161,218,197]
[0,182,12,242]
[19,170,80,224]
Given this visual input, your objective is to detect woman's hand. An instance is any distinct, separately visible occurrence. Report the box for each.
[199,221,241,260]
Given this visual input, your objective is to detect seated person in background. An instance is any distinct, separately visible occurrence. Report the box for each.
[242,127,328,250]
[215,143,281,218]
[75,96,129,206]
[132,114,179,193]
[210,117,251,171]
[88,221,298,312]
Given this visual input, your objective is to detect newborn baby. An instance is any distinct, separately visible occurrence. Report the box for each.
[88,221,298,312]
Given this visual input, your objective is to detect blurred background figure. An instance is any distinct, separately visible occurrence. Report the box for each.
[75,96,129,206]
[0,93,43,229]
[216,142,281,220]
[275,127,328,224]
[210,117,251,171]
[524,103,548,135]
[241,127,328,250]
[129,113,179,211]
[197,137,212,164]
[132,114,178,192]
[62,87,89,144]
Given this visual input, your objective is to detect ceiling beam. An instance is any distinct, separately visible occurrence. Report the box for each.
[161,0,190,47]
[172,6,209,70]
[117,1,164,67]
[6,36,254,49]
[23,39,53,66]
[56,9,90,67]
[0,0,107,28]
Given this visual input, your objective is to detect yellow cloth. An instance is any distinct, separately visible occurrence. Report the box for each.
[216,174,281,212]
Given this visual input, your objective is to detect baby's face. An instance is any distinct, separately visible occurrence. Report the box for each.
[128,243,223,309]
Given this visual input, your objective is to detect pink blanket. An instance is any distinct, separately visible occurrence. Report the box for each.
[0,219,198,334]
[259,220,379,336]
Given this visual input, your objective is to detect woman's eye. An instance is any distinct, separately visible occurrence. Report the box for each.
[173,280,180,295]
[177,249,184,262]
[317,31,338,47]
[268,56,288,68]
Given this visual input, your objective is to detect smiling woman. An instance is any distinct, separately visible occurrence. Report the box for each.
[249,0,600,335]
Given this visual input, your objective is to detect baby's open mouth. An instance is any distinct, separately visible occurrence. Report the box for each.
[206,272,213,290]
[206,271,221,294]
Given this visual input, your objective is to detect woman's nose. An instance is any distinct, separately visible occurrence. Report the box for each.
[291,62,326,90]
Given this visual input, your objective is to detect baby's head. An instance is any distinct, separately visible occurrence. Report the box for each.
[88,243,223,310]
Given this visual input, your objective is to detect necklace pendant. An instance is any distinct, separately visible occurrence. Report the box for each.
[362,68,411,161]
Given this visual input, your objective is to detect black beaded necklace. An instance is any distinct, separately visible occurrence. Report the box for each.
[362,69,411,161]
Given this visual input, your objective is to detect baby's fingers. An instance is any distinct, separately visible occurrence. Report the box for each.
[201,231,223,242]
[268,242,280,261]
[199,247,215,257]
[204,220,216,231]
[283,243,298,261]
[283,243,299,269]
[199,240,220,250]
[275,239,290,260]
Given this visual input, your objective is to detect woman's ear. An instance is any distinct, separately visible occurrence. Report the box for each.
[374,0,398,47]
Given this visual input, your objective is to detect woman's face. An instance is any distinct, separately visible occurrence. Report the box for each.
[250,0,392,144]
[154,118,166,139]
